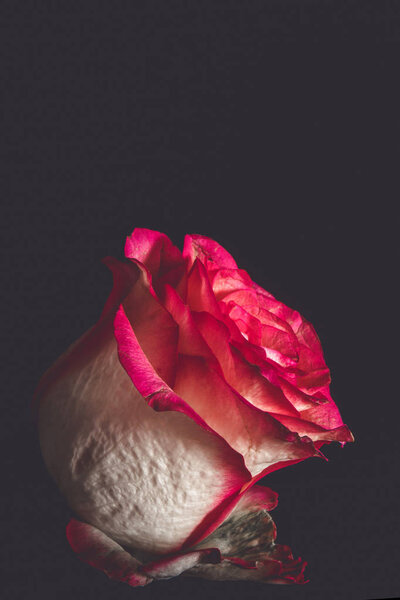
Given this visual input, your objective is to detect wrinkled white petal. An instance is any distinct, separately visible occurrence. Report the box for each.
[37,319,246,555]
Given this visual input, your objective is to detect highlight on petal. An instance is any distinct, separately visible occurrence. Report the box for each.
[183,234,238,272]
[186,258,222,315]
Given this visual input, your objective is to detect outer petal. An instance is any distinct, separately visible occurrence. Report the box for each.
[38,312,250,555]
[66,518,150,587]
[297,389,354,434]
[183,234,238,273]
[186,258,222,316]
[211,267,272,300]
[268,414,354,444]
[173,353,320,477]
[234,483,279,512]
[187,484,307,584]
[66,518,221,586]
[37,253,254,557]
[121,261,179,388]
[124,228,184,286]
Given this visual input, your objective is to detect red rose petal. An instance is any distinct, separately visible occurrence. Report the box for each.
[66,519,222,585]
[211,267,273,301]
[268,413,354,444]
[121,263,179,388]
[125,227,184,285]
[186,258,222,316]
[66,518,151,587]
[225,301,300,367]
[173,353,320,477]
[183,234,238,272]
[233,483,279,512]
[193,310,300,417]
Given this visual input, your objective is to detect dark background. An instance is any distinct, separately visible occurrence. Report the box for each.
[3,2,399,599]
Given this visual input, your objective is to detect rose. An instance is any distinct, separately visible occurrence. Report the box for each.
[35,228,353,587]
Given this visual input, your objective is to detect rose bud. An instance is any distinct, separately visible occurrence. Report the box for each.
[34,228,353,587]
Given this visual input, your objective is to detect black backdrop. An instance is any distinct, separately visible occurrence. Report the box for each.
[3,2,399,600]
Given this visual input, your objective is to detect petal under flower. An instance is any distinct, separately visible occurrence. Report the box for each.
[186,484,307,584]
[66,518,221,587]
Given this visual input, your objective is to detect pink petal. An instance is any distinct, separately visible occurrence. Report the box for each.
[225,301,300,367]
[267,413,354,444]
[113,303,215,432]
[183,234,238,272]
[221,288,302,331]
[233,483,279,512]
[193,311,300,417]
[125,228,185,290]
[186,258,222,316]
[173,352,320,477]
[211,267,271,301]
[125,227,182,275]
[66,518,150,587]
[66,519,222,586]
[277,377,328,412]
[121,262,179,388]
[161,290,316,468]
[298,390,354,434]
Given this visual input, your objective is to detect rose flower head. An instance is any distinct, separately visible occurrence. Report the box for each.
[34,228,353,586]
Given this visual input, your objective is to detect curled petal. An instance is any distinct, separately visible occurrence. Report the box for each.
[38,305,250,557]
[125,227,184,287]
[224,301,299,367]
[186,485,307,584]
[66,519,222,586]
[120,262,179,388]
[186,258,222,316]
[183,234,238,273]
[234,483,279,512]
[211,267,273,301]
[193,311,300,417]
[66,518,150,587]
[172,351,321,477]
[268,413,354,445]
